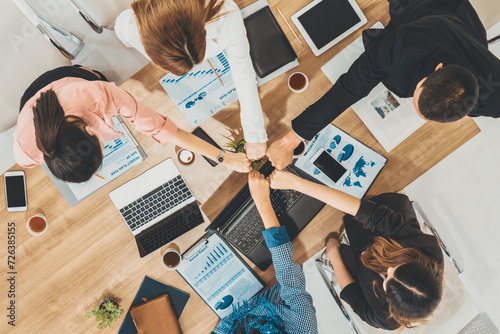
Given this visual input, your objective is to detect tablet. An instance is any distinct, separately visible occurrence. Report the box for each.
[291,0,367,56]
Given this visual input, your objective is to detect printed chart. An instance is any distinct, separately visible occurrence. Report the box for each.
[295,124,387,198]
[160,50,239,127]
[177,234,263,318]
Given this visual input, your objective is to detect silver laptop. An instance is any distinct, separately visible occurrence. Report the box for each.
[109,158,204,257]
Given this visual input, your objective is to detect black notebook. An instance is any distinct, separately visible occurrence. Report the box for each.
[244,6,297,78]
[118,276,190,333]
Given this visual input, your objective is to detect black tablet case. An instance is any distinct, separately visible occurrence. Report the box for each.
[244,6,297,78]
[118,276,190,333]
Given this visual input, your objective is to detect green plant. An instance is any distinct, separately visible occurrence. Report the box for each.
[85,295,124,330]
[226,139,266,171]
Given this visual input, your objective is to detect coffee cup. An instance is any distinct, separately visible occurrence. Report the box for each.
[27,213,48,236]
[288,72,309,93]
[161,243,182,270]
[177,149,195,167]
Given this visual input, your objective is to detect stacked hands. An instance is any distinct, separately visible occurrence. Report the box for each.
[225,131,302,173]
[248,169,302,205]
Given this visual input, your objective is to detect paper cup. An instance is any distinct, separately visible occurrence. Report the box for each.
[27,213,48,236]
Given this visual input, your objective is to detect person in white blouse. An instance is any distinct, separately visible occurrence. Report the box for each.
[115,0,268,160]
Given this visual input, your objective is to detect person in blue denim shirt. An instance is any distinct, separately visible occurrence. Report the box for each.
[212,171,318,334]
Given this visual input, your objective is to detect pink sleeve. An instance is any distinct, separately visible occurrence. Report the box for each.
[98,82,178,143]
[12,136,38,168]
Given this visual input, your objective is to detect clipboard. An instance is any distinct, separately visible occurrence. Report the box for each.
[176,231,265,319]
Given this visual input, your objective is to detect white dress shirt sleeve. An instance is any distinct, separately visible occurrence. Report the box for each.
[114,9,151,60]
[218,2,268,143]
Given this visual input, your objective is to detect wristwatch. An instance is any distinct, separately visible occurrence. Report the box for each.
[216,150,225,165]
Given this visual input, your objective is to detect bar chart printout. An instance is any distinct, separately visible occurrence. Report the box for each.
[159,50,239,127]
[177,233,264,318]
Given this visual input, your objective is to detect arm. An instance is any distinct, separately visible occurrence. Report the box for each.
[222,2,268,157]
[248,172,318,333]
[270,171,419,238]
[327,237,398,330]
[169,129,251,172]
[269,170,361,216]
[98,82,251,172]
[291,37,391,141]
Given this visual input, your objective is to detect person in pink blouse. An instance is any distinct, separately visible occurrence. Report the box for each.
[14,66,251,183]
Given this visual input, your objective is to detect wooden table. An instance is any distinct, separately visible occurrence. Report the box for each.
[0,0,480,333]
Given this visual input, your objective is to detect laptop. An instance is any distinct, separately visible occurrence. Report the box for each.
[109,159,205,258]
[207,161,326,271]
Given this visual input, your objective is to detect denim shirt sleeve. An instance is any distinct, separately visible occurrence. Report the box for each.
[261,226,290,248]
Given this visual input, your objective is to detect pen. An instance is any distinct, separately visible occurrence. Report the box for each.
[275,7,303,46]
[206,59,224,86]
[94,173,104,180]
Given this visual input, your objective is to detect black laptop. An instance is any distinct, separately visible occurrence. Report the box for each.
[207,161,325,271]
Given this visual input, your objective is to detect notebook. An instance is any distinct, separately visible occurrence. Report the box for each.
[244,5,297,78]
[119,276,189,334]
[109,159,205,258]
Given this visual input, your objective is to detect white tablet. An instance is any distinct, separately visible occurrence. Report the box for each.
[291,0,368,56]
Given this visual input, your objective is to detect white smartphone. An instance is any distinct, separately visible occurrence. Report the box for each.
[311,149,348,184]
[4,171,28,212]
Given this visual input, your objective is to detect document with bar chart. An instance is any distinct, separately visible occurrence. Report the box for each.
[159,50,239,127]
[177,233,264,318]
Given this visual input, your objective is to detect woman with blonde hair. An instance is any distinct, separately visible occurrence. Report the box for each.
[268,169,444,330]
[115,0,268,160]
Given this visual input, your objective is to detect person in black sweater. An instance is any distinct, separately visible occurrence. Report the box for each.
[268,170,444,330]
[268,0,500,170]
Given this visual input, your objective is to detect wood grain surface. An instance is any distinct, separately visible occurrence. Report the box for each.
[0,0,479,333]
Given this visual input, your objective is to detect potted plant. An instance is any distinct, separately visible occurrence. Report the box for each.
[85,294,124,330]
[227,139,266,171]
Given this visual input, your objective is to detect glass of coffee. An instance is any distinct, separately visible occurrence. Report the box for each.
[293,141,307,158]
[27,214,48,236]
[288,72,309,93]
[161,243,182,270]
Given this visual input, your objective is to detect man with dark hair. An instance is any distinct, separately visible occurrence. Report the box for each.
[268,0,500,170]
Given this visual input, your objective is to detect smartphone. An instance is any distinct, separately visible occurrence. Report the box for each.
[191,127,221,167]
[311,149,348,184]
[4,171,28,212]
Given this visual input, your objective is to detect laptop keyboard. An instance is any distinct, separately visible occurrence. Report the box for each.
[226,188,302,254]
[136,203,204,256]
[119,175,193,232]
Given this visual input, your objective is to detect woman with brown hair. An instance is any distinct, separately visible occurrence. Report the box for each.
[14,66,251,183]
[115,0,268,161]
[268,169,444,330]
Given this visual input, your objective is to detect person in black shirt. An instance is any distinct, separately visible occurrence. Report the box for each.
[268,0,500,170]
[268,169,444,330]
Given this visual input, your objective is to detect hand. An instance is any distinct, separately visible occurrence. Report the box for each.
[268,170,302,191]
[244,142,267,160]
[267,131,302,170]
[222,152,251,173]
[325,232,341,258]
[248,171,271,207]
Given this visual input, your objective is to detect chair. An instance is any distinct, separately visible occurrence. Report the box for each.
[66,0,132,30]
[469,0,500,44]
[0,0,71,133]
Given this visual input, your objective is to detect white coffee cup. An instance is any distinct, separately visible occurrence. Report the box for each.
[288,72,309,93]
[161,244,182,270]
[27,213,48,236]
